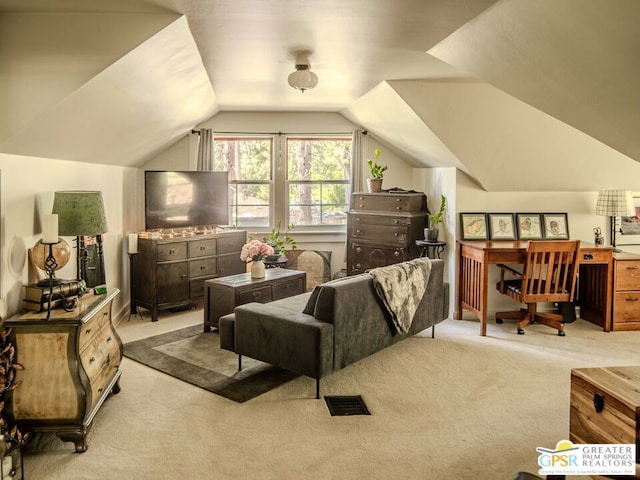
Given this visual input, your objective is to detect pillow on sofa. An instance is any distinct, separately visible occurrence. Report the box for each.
[287,250,332,291]
[301,273,362,316]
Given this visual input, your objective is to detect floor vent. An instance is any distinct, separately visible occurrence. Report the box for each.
[324,395,371,416]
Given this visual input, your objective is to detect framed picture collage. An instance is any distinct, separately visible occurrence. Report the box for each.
[460,212,569,241]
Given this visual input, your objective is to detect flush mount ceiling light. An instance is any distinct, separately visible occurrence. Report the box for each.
[288,63,318,93]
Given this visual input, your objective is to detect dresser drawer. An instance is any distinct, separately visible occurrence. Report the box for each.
[78,302,111,352]
[348,214,410,227]
[218,232,246,254]
[350,224,408,244]
[272,278,304,300]
[616,260,640,291]
[189,238,217,258]
[352,194,425,213]
[578,249,611,264]
[80,323,118,382]
[189,257,217,278]
[238,286,272,304]
[88,342,120,408]
[157,242,187,262]
[349,242,408,274]
[613,292,640,324]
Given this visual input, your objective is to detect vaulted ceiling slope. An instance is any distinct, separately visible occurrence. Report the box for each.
[1,0,639,192]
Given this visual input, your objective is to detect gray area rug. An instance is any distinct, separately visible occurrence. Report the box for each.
[123,325,298,403]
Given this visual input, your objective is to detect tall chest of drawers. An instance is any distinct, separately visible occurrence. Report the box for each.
[347,192,428,275]
[4,289,122,452]
[612,252,640,331]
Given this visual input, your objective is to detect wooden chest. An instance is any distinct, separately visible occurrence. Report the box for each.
[570,366,640,477]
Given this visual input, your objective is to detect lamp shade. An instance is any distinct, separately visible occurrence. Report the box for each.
[595,190,635,217]
[287,64,318,92]
[52,191,108,236]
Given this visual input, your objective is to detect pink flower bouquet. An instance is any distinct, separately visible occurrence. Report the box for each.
[240,239,274,263]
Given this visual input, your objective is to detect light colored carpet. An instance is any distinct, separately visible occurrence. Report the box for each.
[23,308,638,480]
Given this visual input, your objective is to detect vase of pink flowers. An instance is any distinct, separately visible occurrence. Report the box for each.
[240,239,274,279]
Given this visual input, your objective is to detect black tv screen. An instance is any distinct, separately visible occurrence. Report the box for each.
[145,171,229,230]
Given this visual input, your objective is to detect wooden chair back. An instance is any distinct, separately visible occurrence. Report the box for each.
[519,240,580,303]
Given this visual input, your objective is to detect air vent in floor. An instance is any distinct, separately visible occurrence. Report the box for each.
[324,395,371,416]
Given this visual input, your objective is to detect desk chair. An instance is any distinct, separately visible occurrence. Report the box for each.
[496,240,580,336]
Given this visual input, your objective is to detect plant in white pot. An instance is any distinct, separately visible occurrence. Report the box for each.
[366,149,387,193]
[425,194,446,242]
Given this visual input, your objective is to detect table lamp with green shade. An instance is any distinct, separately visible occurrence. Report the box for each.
[52,191,108,287]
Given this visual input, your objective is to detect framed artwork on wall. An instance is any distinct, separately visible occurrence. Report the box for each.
[488,213,517,240]
[460,213,488,240]
[542,213,569,239]
[516,213,543,240]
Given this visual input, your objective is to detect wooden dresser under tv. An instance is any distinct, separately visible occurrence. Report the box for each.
[131,230,246,321]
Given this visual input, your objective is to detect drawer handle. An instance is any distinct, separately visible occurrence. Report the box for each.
[103,311,109,317]
[200,246,206,250]
[169,249,175,255]
[593,391,604,413]
[200,265,206,270]
[219,268,225,273]
[394,220,399,224]
[355,263,361,270]
[626,265,640,270]
[394,233,398,236]
[180,274,188,279]
[396,198,400,202]
[394,251,400,257]
[107,336,112,343]
[359,204,364,208]
[252,292,263,300]
[396,206,401,210]
[359,196,364,200]
[356,229,360,234]
[104,354,110,367]
[90,356,96,363]
[356,247,362,253]
[98,387,104,395]
[625,297,639,302]
[356,217,361,222]
[85,328,92,335]
[583,253,594,260]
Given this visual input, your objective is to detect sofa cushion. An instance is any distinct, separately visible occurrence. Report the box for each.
[302,274,358,316]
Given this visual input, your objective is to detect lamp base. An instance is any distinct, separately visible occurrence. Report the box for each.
[36,278,66,287]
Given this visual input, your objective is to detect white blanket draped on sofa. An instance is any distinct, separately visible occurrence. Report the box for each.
[369,257,432,334]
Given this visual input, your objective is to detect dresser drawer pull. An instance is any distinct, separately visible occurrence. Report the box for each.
[583,253,594,260]
[625,297,639,302]
[104,354,111,367]
[200,265,206,270]
[107,336,112,342]
[394,233,398,236]
[593,391,604,413]
[169,249,175,255]
[396,198,401,202]
[356,247,362,253]
[359,204,364,208]
[355,263,361,270]
[626,265,640,270]
[394,251,400,257]
[219,267,225,274]
[200,246,206,250]
[393,219,399,224]
[85,328,92,335]
[98,387,104,395]
[90,356,96,363]
[356,229,360,234]
[103,310,109,317]
[252,291,263,300]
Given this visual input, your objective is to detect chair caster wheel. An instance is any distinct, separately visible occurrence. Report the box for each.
[558,330,566,337]
[496,318,503,324]
[517,328,525,335]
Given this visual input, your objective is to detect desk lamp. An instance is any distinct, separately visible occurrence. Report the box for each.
[595,189,634,250]
[52,191,108,287]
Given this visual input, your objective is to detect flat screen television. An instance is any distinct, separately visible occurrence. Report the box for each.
[144,171,229,230]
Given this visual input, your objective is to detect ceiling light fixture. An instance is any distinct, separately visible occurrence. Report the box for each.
[288,63,318,93]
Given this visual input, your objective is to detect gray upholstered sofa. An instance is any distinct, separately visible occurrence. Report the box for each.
[219,258,449,398]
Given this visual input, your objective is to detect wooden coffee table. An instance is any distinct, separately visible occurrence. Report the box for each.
[203,268,306,332]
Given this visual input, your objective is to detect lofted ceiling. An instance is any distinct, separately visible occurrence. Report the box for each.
[1,0,640,191]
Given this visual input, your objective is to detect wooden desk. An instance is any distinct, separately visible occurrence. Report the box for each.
[455,240,614,336]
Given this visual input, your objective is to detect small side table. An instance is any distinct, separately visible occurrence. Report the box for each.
[416,240,446,259]
[264,257,288,269]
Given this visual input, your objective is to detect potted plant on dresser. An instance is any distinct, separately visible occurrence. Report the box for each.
[366,149,387,193]
[425,194,447,242]
[263,221,297,259]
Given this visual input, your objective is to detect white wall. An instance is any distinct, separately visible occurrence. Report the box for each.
[144,111,413,276]
[0,153,138,319]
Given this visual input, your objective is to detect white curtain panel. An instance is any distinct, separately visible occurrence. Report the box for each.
[196,128,214,171]
[350,129,364,207]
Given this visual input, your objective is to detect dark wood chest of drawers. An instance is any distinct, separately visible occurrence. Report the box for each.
[132,230,247,321]
[347,192,428,275]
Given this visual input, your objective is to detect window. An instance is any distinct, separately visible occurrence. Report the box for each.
[213,137,272,227]
[287,137,351,227]
[213,135,352,230]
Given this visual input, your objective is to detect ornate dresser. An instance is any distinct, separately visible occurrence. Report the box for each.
[347,191,428,275]
[5,288,122,452]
